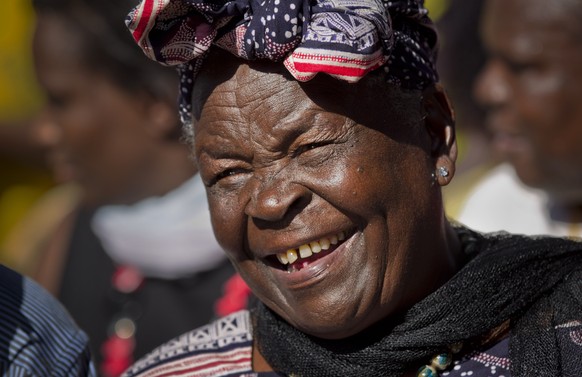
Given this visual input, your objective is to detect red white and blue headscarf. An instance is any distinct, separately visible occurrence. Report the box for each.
[126,0,439,126]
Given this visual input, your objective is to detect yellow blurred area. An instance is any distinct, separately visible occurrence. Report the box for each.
[0,1,43,118]
[425,0,451,21]
[0,1,53,264]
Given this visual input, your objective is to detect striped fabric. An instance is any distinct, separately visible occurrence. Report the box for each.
[122,309,521,377]
[0,265,96,376]
[121,311,275,377]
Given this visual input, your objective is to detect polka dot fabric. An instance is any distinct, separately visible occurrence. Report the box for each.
[444,338,512,377]
[126,0,438,127]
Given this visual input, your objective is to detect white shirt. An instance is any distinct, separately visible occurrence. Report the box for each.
[457,163,582,238]
[91,174,226,279]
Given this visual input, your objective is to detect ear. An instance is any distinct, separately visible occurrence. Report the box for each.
[422,84,457,187]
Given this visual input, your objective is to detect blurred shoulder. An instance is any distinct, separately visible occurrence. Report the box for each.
[456,163,548,233]
[0,264,96,376]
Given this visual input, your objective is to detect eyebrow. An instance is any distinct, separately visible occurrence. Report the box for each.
[198,98,330,161]
[205,119,333,167]
[257,108,326,155]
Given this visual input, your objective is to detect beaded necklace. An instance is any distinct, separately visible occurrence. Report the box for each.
[416,343,462,377]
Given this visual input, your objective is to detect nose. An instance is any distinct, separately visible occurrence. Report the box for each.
[245,172,312,227]
[474,59,511,110]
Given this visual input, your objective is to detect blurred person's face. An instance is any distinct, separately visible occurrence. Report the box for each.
[475,0,582,204]
[33,13,164,206]
[32,112,76,184]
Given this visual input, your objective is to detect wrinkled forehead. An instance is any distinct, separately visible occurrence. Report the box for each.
[191,61,302,149]
[191,49,420,135]
[192,51,292,122]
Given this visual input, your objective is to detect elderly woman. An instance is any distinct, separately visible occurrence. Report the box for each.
[123,1,582,376]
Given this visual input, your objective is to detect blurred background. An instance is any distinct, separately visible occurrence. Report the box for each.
[5,0,582,375]
[10,0,582,374]
[1,1,242,375]
[0,0,52,267]
[0,0,454,270]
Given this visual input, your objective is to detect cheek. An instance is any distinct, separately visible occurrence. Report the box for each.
[90,90,149,160]
[208,192,247,258]
[58,110,102,158]
[344,150,425,209]
[520,82,581,158]
[57,89,113,150]
[517,69,566,126]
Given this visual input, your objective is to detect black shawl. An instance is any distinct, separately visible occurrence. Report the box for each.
[255,227,582,376]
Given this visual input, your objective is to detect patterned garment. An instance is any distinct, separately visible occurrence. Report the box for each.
[123,310,582,376]
[126,0,439,126]
[124,310,515,377]
[445,338,511,377]
[0,264,96,376]
[121,311,258,377]
[447,321,582,377]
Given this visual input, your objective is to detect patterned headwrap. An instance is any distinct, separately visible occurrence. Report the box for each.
[126,0,439,127]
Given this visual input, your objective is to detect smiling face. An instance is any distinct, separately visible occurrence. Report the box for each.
[193,54,458,339]
[475,0,582,203]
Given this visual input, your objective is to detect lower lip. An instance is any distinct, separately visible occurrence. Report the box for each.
[271,235,354,289]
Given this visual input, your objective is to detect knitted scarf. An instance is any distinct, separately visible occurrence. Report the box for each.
[255,227,582,376]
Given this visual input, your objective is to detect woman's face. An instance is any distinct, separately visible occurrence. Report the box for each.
[33,13,162,206]
[193,60,455,339]
[475,0,582,202]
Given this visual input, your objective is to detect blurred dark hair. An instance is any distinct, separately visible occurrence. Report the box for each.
[32,0,179,103]
[436,0,487,132]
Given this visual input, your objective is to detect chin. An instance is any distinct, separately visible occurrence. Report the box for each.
[279,303,384,340]
[293,320,362,340]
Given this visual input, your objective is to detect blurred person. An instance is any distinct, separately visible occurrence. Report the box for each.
[0,0,53,258]
[25,0,248,376]
[1,263,96,376]
[1,114,82,275]
[457,0,582,237]
[435,0,498,218]
[437,0,490,175]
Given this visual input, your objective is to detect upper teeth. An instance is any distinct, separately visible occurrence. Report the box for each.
[276,231,346,265]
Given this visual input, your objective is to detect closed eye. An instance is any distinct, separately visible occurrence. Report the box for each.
[211,167,249,185]
[293,141,332,157]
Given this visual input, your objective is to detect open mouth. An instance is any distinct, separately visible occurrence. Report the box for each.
[268,230,353,273]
